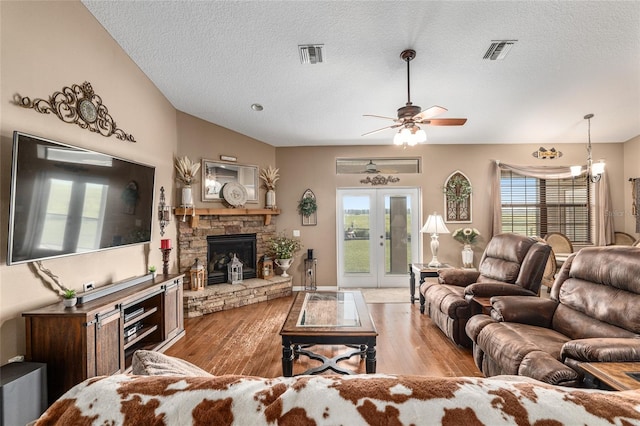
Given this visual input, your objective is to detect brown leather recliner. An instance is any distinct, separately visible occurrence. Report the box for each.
[420,233,551,347]
[466,246,640,387]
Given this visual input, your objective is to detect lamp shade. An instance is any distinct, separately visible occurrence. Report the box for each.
[421,212,450,234]
[570,165,583,177]
[591,160,605,176]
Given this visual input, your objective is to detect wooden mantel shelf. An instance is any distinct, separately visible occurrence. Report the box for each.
[174,208,280,227]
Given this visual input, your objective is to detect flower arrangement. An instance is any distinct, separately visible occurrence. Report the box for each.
[175,156,200,186]
[266,232,302,259]
[260,165,279,190]
[452,227,480,245]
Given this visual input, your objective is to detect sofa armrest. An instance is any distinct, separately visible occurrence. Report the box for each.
[490,296,558,328]
[562,338,640,362]
[464,283,537,300]
[438,269,481,287]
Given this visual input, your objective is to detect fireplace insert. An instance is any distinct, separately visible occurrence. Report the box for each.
[206,234,257,284]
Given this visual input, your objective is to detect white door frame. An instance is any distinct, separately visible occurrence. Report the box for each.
[336,187,421,288]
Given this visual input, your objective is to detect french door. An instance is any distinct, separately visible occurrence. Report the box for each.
[337,188,420,288]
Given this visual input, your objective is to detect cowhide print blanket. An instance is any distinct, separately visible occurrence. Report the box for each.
[35,374,640,425]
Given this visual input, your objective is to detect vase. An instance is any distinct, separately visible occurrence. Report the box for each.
[275,258,292,277]
[182,185,193,206]
[63,297,77,308]
[462,244,474,268]
[266,189,276,209]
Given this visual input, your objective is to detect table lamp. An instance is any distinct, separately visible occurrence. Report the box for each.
[421,212,450,268]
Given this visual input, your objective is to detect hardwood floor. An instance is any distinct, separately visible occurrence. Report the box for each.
[164,293,482,378]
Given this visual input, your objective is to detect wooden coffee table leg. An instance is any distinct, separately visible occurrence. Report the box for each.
[366,341,376,373]
[282,343,294,377]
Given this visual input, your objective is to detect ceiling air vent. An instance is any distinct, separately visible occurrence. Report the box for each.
[483,40,517,60]
[299,44,324,64]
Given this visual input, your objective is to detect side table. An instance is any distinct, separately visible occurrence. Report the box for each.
[470,296,493,315]
[409,263,450,305]
[579,362,640,391]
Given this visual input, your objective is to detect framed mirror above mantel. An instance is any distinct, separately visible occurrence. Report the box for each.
[173,207,281,228]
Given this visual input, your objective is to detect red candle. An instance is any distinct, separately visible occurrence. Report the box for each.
[161,239,171,249]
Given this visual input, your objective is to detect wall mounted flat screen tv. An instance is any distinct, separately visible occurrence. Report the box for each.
[7,131,155,265]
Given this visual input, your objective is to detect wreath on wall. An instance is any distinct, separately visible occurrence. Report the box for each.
[298,195,318,217]
[444,175,472,203]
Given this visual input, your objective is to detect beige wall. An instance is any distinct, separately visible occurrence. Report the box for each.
[624,135,640,236]
[274,141,627,287]
[0,1,636,365]
[0,1,178,363]
[175,111,276,209]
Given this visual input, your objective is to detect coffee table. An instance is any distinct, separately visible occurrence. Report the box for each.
[279,291,378,377]
[579,362,640,391]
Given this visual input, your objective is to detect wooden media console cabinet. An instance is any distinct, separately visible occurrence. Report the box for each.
[23,274,185,404]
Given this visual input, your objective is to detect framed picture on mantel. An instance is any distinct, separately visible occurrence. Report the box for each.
[202,159,258,202]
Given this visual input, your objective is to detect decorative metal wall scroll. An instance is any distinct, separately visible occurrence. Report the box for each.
[359,175,400,186]
[532,147,562,159]
[14,81,135,142]
[444,170,472,223]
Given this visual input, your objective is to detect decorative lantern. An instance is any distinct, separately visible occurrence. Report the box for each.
[228,254,243,284]
[258,255,274,279]
[190,258,205,291]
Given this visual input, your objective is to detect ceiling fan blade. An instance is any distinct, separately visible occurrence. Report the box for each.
[361,124,401,137]
[412,105,447,121]
[363,114,399,121]
[423,118,467,126]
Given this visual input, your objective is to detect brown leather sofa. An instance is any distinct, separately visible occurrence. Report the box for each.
[420,233,550,347]
[466,246,640,387]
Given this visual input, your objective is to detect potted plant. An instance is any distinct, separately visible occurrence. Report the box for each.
[62,288,77,308]
[297,195,317,217]
[149,265,157,278]
[266,233,302,278]
[452,227,481,268]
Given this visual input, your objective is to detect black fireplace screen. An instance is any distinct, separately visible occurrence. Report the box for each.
[206,233,257,284]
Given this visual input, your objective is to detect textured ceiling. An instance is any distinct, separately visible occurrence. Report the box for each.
[82,1,640,147]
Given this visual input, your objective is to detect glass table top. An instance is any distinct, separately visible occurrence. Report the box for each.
[296,292,361,327]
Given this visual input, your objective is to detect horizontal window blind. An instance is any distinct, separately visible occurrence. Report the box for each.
[500,170,592,244]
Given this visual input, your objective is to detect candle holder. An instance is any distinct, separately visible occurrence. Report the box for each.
[160,248,172,275]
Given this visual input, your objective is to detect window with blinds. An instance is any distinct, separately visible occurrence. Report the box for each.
[500,170,592,244]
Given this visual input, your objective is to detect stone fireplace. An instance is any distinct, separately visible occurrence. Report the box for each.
[177,211,292,318]
[207,233,257,284]
[177,213,276,287]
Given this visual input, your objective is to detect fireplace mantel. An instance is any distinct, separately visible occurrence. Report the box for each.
[174,208,281,227]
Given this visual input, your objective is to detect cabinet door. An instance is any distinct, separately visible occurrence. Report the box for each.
[164,279,184,340]
[94,308,123,376]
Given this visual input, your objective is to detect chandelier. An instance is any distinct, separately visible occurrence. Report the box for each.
[571,113,605,183]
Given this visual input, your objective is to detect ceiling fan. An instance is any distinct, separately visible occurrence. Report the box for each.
[362,49,467,145]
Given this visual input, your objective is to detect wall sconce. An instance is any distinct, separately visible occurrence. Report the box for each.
[158,186,171,236]
[571,114,605,183]
[420,212,450,268]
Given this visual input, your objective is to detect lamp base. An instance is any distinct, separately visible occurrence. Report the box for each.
[427,258,445,268]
